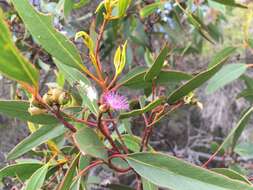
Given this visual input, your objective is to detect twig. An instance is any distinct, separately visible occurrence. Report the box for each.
[108,112,129,154]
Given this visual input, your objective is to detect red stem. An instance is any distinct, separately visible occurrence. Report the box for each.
[108,112,129,154]
[95,18,108,76]
[97,113,121,153]
[108,154,132,173]
[76,160,104,178]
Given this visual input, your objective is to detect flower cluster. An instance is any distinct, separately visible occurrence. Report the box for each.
[103,91,129,111]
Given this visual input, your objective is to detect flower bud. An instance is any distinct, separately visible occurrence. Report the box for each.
[28,107,47,116]
[50,88,63,102]
[43,93,53,106]
[58,92,70,105]
[31,97,44,108]
[99,104,109,113]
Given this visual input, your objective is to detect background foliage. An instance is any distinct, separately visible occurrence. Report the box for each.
[1,0,253,190]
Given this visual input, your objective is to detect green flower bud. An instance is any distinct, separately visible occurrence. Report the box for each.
[58,92,70,105]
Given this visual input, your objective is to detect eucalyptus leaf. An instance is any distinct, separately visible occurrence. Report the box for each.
[0,162,43,182]
[208,47,237,68]
[23,164,49,190]
[142,178,158,190]
[211,168,251,184]
[74,127,108,160]
[127,152,253,190]
[11,0,90,74]
[167,58,225,104]
[0,100,58,125]
[206,64,247,94]
[57,154,80,190]
[0,11,38,86]
[144,45,170,81]
[210,0,247,8]
[120,98,165,119]
[8,125,66,160]
[140,2,164,18]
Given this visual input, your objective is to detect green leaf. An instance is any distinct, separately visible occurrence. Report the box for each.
[0,11,38,86]
[63,0,74,18]
[237,89,253,101]
[187,13,214,43]
[121,135,154,152]
[64,0,90,17]
[206,64,248,94]
[213,107,253,155]
[208,47,237,68]
[73,0,90,9]
[119,67,192,89]
[167,59,225,104]
[140,2,164,18]
[211,168,251,184]
[0,100,58,125]
[144,45,170,81]
[118,0,131,17]
[23,164,48,190]
[119,98,165,119]
[156,70,193,84]
[74,127,108,160]
[57,154,80,190]
[234,142,253,158]
[8,125,66,160]
[126,152,253,190]
[0,162,43,182]
[233,110,252,149]
[142,178,158,190]
[119,67,147,86]
[54,59,98,115]
[209,0,247,8]
[11,0,89,73]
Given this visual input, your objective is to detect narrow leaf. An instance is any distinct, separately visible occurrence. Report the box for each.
[206,64,248,94]
[167,57,227,104]
[211,107,253,156]
[142,178,158,190]
[8,125,66,160]
[127,152,253,190]
[119,98,165,119]
[0,162,43,181]
[57,154,80,190]
[208,47,237,68]
[211,168,251,184]
[210,0,247,8]
[0,100,58,125]
[140,2,164,18]
[0,11,38,86]
[24,164,48,190]
[11,0,89,73]
[118,0,131,17]
[144,45,170,81]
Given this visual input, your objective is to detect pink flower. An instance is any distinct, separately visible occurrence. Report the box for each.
[103,91,129,111]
